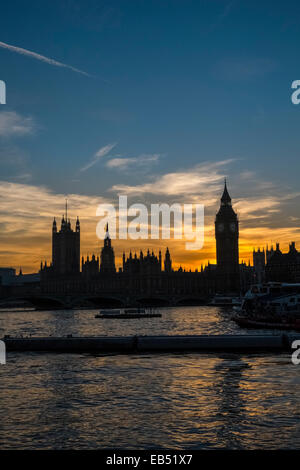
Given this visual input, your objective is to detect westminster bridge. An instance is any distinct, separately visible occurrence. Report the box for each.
[0,292,209,309]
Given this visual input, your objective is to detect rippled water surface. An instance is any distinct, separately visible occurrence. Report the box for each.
[0,306,299,449]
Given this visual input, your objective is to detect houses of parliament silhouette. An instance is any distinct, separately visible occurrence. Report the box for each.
[37,182,254,305]
[3,180,296,306]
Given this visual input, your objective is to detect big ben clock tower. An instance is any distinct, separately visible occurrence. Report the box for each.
[215,180,240,293]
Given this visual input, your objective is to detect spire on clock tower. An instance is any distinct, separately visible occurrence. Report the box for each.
[221,179,231,205]
[217,179,237,218]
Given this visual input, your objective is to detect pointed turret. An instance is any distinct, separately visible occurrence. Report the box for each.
[221,179,231,206]
[48,201,80,275]
[164,247,172,272]
[104,222,112,248]
[100,222,116,274]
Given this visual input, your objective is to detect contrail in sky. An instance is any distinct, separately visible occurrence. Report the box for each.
[80,143,117,172]
[0,40,90,76]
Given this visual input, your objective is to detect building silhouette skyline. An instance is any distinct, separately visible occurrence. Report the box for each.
[1,181,300,304]
[42,181,239,275]
[38,181,252,299]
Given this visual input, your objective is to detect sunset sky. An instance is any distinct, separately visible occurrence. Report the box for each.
[1,0,300,272]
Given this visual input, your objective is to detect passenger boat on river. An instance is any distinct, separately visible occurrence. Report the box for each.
[232,282,300,331]
[95,308,162,319]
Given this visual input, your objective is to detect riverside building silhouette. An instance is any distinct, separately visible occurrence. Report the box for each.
[253,242,300,283]
[2,186,299,306]
[38,182,253,304]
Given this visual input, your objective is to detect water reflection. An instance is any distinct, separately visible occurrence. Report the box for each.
[35,354,85,449]
[0,306,249,338]
[213,355,250,448]
[0,308,300,449]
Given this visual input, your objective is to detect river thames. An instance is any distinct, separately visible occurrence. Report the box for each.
[0,306,299,449]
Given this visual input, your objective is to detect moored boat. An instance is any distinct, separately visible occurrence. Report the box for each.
[209,294,242,307]
[233,316,300,331]
[232,281,300,331]
[95,307,162,319]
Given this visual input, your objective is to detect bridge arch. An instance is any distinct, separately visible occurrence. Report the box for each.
[73,295,126,308]
[0,296,70,310]
[135,296,171,307]
[175,296,206,306]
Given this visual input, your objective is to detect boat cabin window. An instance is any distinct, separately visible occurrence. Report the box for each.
[283,286,300,294]
[270,288,281,294]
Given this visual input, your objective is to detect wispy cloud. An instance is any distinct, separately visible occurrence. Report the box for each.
[219,1,234,21]
[14,172,32,182]
[235,197,282,219]
[79,143,117,172]
[106,153,160,170]
[210,1,235,30]
[0,143,32,183]
[236,192,300,221]
[0,111,35,137]
[0,40,90,76]
[111,159,234,198]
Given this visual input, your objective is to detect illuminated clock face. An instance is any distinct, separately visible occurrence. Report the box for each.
[230,223,236,232]
[218,223,224,232]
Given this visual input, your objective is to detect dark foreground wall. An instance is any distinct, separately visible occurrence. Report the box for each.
[2,334,300,353]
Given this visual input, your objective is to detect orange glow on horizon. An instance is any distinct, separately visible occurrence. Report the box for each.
[2,227,300,274]
[0,181,299,273]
